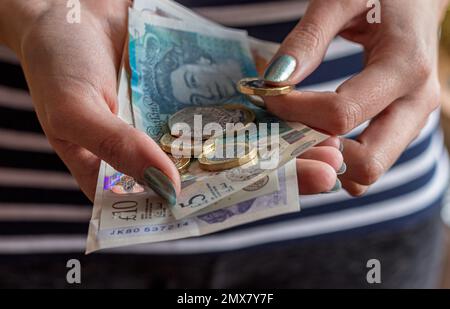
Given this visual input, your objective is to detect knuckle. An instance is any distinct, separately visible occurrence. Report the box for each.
[287,21,324,54]
[410,50,433,82]
[327,96,362,135]
[97,133,129,171]
[347,185,369,197]
[358,156,385,186]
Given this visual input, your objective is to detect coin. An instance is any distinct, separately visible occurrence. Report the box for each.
[168,106,250,140]
[223,104,256,125]
[225,160,262,182]
[160,133,213,157]
[201,105,257,152]
[198,142,258,172]
[202,127,257,161]
[159,133,205,157]
[237,77,294,96]
[243,175,269,191]
[168,154,191,174]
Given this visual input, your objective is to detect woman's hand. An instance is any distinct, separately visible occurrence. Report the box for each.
[0,0,345,201]
[1,0,183,204]
[263,0,449,196]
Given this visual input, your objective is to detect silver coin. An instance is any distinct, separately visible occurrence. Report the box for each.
[225,161,262,182]
[168,107,247,140]
[243,175,270,191]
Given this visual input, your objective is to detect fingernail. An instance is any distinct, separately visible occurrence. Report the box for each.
[245,95,266,109]
[337,162,347,175]
[143,167,177,206]
[264,55,297,83]
[323,179,342,194]
[339,139,344,153]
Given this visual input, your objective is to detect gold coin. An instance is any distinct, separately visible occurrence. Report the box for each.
[168,154,191,174]
[202,104,257,152]
[237,77,294,96]
[159,133,206,157]
[198,142,258,172]
[223,104,256,124]
[168,106,246,140]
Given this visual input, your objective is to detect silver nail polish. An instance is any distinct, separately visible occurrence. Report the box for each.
[337,163,347,175]
[322,179,342,194]
[264,55,297,83]
[143,167,176,206]
[339,139,344,153]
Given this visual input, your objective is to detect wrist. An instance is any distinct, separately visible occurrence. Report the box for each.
[0,0,50,57]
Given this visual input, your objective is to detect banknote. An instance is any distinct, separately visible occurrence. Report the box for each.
[128,9,255,139]
[86,159,298,253]
[86,1,321,252]
[86,11,284,251]
[117,10,281,208]
[134,0,224,29]
[133,0,280,74]
[128,9,328,219]
[87,117,285,252]
[87,50,283,253]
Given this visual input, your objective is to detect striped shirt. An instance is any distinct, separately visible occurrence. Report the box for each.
[0,0,448,255]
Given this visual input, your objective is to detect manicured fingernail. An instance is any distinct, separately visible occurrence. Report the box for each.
[339,139,344,153]
[143,167,176,206]
[337,162,347,175]
[323,179,342,194]
[245,95,266,109]
[264,55,297,83]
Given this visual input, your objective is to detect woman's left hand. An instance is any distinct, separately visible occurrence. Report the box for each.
[262,0,449,195]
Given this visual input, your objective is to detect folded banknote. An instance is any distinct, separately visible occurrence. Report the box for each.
[86,0,327,253]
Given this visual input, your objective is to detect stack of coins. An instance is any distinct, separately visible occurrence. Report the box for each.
[159,104,257,173]
[168,154,191,174]
[159,133,206,157]
[159,133,194,174]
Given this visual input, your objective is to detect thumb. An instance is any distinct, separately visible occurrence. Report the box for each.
[58,108,181,206]
[263,0,365,86]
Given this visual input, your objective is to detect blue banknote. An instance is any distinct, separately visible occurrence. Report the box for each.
[129,9,258,140]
